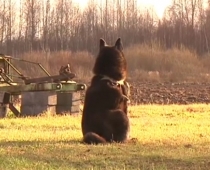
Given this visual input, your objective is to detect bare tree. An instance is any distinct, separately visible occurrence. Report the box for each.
[23,0,41,51]
[5,0,17,54]
[0,0,6,47]
[41,0,51,51]
[0,0,209,55]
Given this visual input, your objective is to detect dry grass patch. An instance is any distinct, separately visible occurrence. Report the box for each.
[125,44,208,82]
[13,44,210,83]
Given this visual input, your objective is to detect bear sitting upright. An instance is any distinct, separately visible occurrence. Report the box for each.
[81,38,130,144]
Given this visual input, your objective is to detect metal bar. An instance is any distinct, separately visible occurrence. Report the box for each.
[3,58,23,76]
[0,55,44,65]
[9,103,20,117]
[0,83,62,93]
[59,83,86,92]
[24,73,76,84]
[0,55,51,77]
[0,82,86,94]
[1,72,13,82]
[38,63,51,76]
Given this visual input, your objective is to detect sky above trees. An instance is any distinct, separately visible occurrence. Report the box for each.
[73,0,173,18]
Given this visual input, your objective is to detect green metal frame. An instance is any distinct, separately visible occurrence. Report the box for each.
[0,82,86,94]
[0,54,87,117]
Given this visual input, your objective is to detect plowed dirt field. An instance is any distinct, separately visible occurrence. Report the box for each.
[130,82,210,105]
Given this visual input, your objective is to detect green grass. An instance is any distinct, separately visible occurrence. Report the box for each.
[1,104,210,170]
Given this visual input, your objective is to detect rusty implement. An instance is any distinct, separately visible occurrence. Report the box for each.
[0,54,87,117]
[24,64,76,84]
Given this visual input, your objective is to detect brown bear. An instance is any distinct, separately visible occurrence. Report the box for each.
[81,38,130,144]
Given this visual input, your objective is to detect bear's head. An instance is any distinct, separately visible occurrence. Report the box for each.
[93,38,127,81]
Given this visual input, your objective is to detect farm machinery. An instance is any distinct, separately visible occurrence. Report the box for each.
[0,54,86,118]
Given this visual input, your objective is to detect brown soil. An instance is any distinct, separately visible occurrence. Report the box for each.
[129,81,210,105]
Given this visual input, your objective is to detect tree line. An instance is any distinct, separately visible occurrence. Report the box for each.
[0,0,210,56]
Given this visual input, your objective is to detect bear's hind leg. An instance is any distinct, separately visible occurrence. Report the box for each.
[106,110,130,143]
[83,132,107,144]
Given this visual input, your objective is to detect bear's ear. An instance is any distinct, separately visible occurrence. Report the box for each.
[100,38,106,49]
[115,38,123,51]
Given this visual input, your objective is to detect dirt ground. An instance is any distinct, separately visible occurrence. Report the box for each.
[81,81,210,105]
[129,81,210,105]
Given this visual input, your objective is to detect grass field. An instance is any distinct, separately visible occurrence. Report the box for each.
[0,104,210,170]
